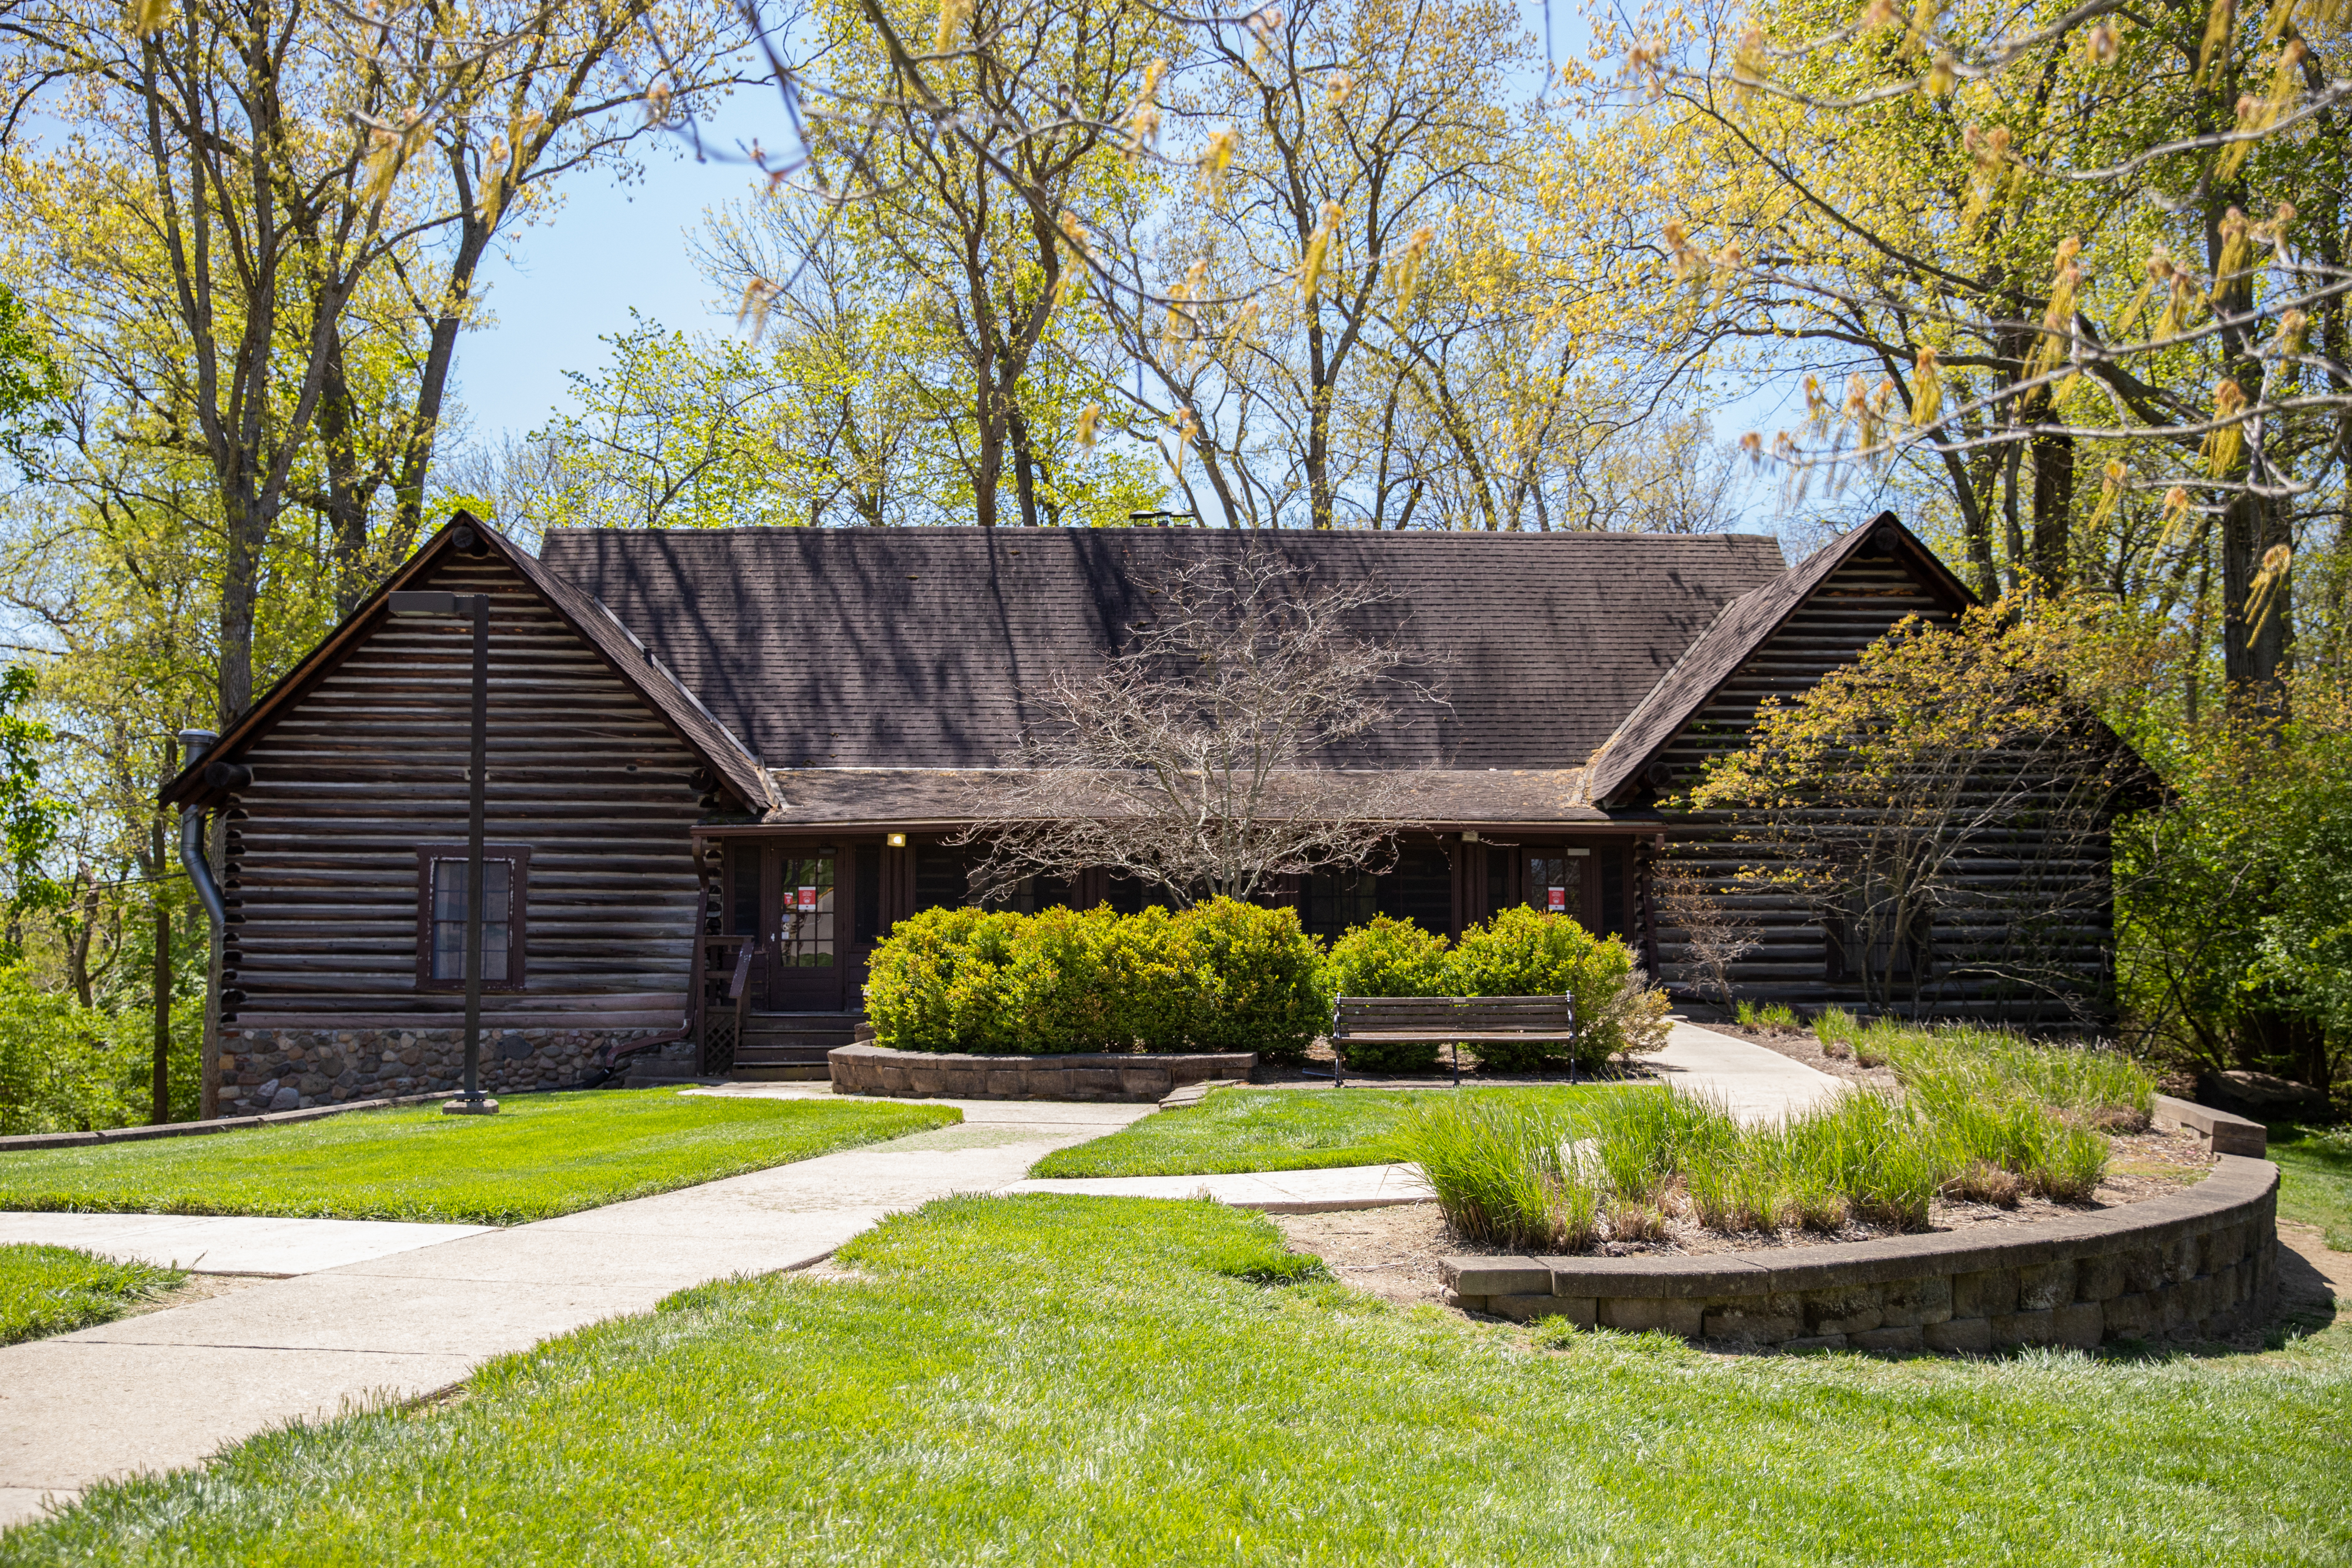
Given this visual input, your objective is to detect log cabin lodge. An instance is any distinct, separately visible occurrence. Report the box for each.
[161,511,2112,1115]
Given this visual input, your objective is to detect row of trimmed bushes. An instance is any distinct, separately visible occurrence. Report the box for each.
[1322,911,1670,1071]
[863,902,1668,1069]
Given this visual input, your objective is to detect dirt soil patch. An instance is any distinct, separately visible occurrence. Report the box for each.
[1274,1206,1497,1308]
[1276,1127,2216,1307]
[1715,1025,1903,1089]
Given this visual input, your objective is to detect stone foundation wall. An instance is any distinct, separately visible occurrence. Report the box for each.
[1444,1154,2280,1353]
[217,1026,673,1114]
[828,1043,1258,1102]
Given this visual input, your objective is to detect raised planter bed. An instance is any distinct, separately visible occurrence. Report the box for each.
[1444,1152,2281,1353]
[827,1043,1257,1103]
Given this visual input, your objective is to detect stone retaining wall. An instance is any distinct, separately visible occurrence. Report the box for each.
[1444,1154,2279,1353]
[219,1025,664,1114]
[828,1043,1256,1102]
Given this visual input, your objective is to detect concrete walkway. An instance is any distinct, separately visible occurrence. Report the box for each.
[1645,1021,1845,1124]
[0,1212,491,1278]
[1004,1162,1435,1210]
[0,1095,1146,1531]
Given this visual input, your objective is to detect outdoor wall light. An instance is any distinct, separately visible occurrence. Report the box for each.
[886,833,907,847]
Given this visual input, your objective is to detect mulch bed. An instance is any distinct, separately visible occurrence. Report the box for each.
[1707,1024,1902,1089]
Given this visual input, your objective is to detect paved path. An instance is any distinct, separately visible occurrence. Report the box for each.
[0,1212,491,1277]
[1004,1162,1434,1209]
[1645,1021,1845,1124]
[0,1095,1145,1531]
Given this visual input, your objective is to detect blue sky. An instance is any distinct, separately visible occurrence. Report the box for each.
[456,146,757,444]
[450,12,1815,528]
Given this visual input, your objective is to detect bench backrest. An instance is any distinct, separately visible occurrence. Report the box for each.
[1332,995,1571,1033]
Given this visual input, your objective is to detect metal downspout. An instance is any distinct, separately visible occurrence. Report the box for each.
[178,800,226,930]
[176,730,229,1118]
[175,730,228,930]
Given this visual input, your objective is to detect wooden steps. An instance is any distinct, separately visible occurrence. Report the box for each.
[733,1011,863,1075]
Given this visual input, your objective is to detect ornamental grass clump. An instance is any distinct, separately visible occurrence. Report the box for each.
[1406,1095,1599,1252]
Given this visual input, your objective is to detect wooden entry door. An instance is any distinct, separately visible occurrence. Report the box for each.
[766,848,844,1011]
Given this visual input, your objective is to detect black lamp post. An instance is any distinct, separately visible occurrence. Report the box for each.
[388,580,497,1116]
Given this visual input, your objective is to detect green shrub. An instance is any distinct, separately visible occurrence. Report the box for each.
[1445,908,1662,1070]
[998,905,1117,1052]
[1087,906,1195,1053]
[1321,916,1450,1072]
[864,900,1324,1060]
[0,967,131,1135]
[1179,898,1327,1064]
[861,906,1024,1054]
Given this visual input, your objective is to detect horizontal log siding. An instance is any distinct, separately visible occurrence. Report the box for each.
[1643,557,2114,1024]
[221,554,706,1032]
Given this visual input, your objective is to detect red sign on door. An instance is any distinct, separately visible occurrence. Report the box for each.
[796,885,818,911]
[1547,885,1566,912]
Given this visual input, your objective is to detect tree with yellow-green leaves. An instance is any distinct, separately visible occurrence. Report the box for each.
[0,0,755,718]
[1583,0,2350,713]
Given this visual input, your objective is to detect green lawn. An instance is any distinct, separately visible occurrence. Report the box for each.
[1030,1084,1649,1178]
[8,1194,2346,1566]
[2270,1125,2352,1251]
[0,1092,959,1226]
[0,1243,183,1346]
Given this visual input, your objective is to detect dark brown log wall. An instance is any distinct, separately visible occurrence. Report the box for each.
[220,552,707,1034]
[1641,554,2116,1024]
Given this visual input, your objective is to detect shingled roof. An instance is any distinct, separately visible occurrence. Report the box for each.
[1581,512,1976,806]
[534,527,1790,773]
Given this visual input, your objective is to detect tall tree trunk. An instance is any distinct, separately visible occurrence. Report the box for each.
[1947,447,2001,600]
[2220,491,2293,709]
[2029,426,2073,589]
[217,491,265,721]
[2000,443,2025,597]
[1305,313,1335,529]
[387,207,495,551]
[66,875,99,1008]
[1007,407,1043,527]
[318,319,375,616]
[974,377,1006,528]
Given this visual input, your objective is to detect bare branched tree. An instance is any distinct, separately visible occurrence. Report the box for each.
[1649,858,1761,1015]
[963,551,1446,904]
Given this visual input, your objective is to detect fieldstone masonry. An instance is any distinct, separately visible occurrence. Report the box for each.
[1444,1154,2281,1353]
[217,1027,660,1114]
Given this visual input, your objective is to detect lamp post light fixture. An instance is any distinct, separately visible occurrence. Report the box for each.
[387,580,499,1116]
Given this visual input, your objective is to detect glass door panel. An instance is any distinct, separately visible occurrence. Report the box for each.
[767,848,846,1010]
[777,854,837,968]
[1522,854,1585,921]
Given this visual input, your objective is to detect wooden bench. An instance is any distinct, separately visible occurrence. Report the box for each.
[1328,994,1579,1086]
